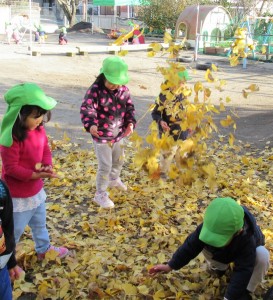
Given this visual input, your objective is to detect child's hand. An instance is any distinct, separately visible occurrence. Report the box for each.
[148,264,172,276]
[36,172,59,179]
[9,265,24,282]
[123,123,134,137]
[160,121,170,132]
[35,163,53,173]
[90,125,99,137]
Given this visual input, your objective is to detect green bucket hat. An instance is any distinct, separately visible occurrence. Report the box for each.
[100,56,129,85]
[199,197,244,247]
[178,69,191,81]
[0,83,57,147]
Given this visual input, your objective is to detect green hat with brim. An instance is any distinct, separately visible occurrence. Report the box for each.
[100,56,129,85]
[0,83,57,147]
[178,69,192,81]
[199,197,244,247]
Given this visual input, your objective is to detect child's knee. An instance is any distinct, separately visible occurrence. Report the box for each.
[256,246,270,269]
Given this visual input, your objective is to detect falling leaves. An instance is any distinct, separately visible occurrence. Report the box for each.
[243,84,260,98]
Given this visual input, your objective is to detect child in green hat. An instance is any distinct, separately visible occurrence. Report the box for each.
[151,67,192,179]
[149,197,269,300]
[80,56,136,208]
[59,27,68,45]
[0,83,69,261]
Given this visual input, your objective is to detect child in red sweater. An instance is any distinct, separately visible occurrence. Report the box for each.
[0,83,68,261]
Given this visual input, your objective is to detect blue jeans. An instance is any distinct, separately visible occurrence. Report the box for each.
[0,266,12,300]
[13,202,50,254]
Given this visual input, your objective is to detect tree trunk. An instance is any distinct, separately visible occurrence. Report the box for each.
[56,0,78,27]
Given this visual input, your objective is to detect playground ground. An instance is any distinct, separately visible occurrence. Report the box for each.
[0,31,272,151]
[0,30,273,300]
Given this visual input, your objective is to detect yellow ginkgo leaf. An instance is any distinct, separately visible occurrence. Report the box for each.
[194,82,203,94]
[220,115,234,127]
[121,283,137,295]
[261,45,267,54]
[211,63,218,71]
[147,50,156,57]
[247,84,259,92]
[150,42,162,52]
[229,133,235,146]
[205,69,215,83]
[242,89,249,98]
[164,31,173,44]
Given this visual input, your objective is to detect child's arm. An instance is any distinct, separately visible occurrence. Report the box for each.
[41,127,53,166]
[123,123,134,137]
[80,86,99,133]
[1,143,33,181]
[123,90,136,129]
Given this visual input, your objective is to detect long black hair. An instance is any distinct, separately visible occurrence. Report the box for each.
[95,73,106,89]
[12,105,51,142]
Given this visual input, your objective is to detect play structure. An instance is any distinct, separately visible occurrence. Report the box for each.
[175,5,231,49]
[5,14,32,44]
[225,16,273,65]
[108,24,145,46]
[175,5,273,63]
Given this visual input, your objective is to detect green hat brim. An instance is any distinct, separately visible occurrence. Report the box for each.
[199,224,232,247]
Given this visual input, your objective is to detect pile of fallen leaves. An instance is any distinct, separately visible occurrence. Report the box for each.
[13,134,272,300]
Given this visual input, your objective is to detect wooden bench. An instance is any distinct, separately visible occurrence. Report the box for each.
[76,45,121,55]
[30,45,79,56]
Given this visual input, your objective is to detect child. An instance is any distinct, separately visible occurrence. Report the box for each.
[149,197,270,300]
[5,22,13,44]
[80,56,136,209]
[59,27,68,45]
[34,24,45,43]
[0,83,69,261]
[151,69,191,178]
[0,179,22,300]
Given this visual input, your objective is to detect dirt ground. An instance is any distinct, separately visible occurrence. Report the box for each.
[0,31,272,151]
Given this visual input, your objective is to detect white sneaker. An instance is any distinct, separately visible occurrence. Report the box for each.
[93,192,114,208]
[108,178,127,191]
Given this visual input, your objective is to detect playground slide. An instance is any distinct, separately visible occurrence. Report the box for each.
[112,29,134,46]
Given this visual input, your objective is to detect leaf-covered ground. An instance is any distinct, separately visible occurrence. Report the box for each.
[13,134,273,300]
[6,36,273,300]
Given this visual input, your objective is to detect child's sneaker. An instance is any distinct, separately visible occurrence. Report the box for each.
[108,178,127,191]
[93,192,115,208]
[37,245,69,261]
